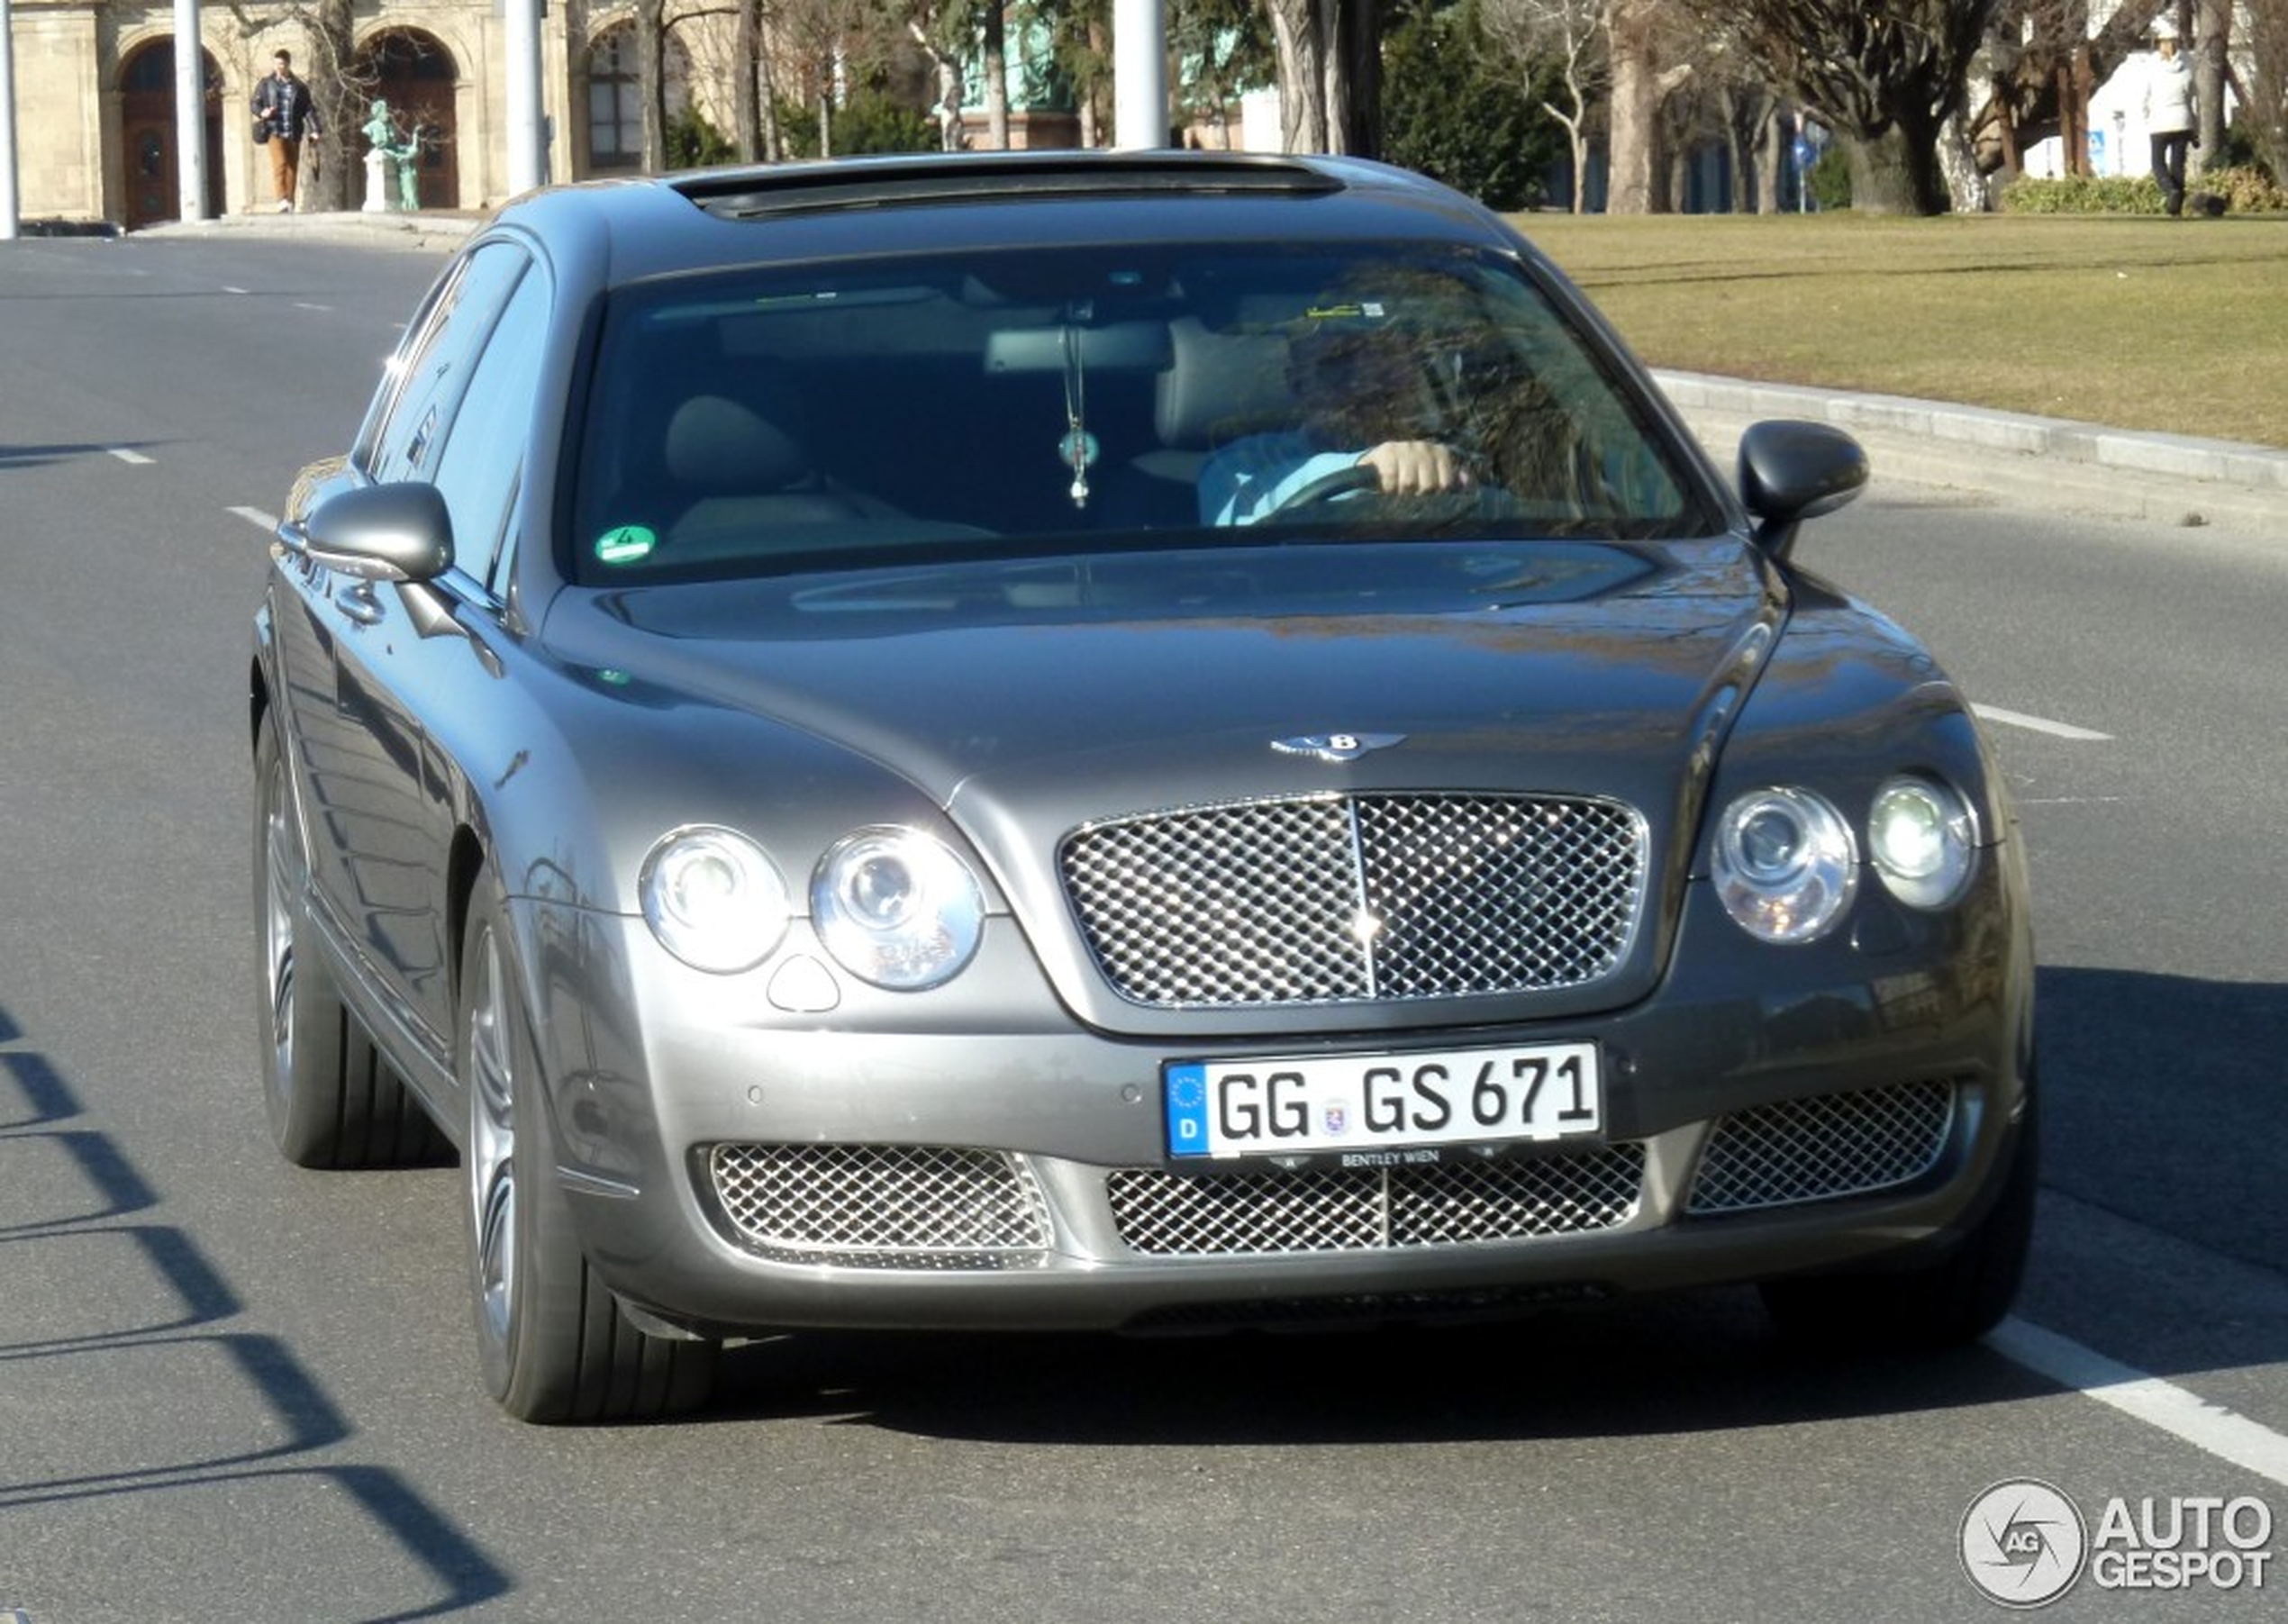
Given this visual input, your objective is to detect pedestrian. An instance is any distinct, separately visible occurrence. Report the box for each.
[2143,21,2197,217]
[252,49,322,214]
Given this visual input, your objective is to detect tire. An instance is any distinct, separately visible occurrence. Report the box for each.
[1759,1079,2038,1351]
[459,880,720,1422]
[255,721,449,1169]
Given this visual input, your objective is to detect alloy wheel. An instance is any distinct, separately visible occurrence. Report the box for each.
[466,929,520,1353]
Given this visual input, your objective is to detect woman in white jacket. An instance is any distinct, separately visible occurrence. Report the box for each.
[2143,25,2198,216]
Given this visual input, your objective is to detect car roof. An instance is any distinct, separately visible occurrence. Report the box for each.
[488,150,1534,290]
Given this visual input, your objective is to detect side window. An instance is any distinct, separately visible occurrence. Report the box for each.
[429,268,550,594]
[365,242,531,485]
[351,259,465,475]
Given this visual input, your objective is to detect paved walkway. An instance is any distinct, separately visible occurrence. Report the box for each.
[146,208,2288,536]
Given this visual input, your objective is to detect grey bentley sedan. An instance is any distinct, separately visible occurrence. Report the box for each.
[250,150,2036,1422]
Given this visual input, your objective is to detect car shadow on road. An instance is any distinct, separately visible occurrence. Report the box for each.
[698,1297,2066,1447]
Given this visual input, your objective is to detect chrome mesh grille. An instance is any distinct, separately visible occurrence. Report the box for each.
[1684,1079,1958,1214]
[708,1144,1051,1268]
[1105,1145,1646,1256]
[1061,794,1646,1008]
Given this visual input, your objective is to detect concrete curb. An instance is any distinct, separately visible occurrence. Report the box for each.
[138,207,480,254]
[1656,368,2288,534]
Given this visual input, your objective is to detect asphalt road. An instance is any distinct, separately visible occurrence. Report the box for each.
[1,233,2283,1624]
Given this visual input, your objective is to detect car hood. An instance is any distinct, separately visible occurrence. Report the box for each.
[540,538,1785,1033]
[548,539,1782,822]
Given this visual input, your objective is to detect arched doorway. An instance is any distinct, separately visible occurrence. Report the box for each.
[583,25,695,176]
[119,40,225,231]
[353,31,460,209]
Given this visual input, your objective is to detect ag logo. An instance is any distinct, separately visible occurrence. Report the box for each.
[1960,1479,2088,1608]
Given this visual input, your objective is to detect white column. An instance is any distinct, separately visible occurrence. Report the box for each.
[1112,0,1167,151]
[504,0,545,196]
[175,0,205,220]
[1,0,20,238]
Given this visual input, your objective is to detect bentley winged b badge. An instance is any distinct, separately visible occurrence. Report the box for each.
[1271,732,1406,764]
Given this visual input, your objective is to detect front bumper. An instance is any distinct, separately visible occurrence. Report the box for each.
[514,856,2033,1338]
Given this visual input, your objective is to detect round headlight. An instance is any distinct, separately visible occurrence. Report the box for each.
[1868,776,1976,909]
[1711,787,1857,944]
[813,827,984,991]
[640,826,791,974]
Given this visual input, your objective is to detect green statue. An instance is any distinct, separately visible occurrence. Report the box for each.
[363,98,422,212]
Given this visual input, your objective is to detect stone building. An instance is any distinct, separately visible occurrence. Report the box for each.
[7,1,726,229]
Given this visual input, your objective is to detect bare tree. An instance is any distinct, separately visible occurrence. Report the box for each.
[1693,0,1998,213]
[1971,1,2165,180]
[1706,40,1784,211]
[908,5,971,149]
[1482,0,1610,213]
[768,0,907,155]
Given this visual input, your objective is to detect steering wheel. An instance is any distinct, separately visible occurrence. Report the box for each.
[1254,462,1512,526]
[1254,463,1386,521]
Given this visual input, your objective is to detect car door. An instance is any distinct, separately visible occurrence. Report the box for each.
[295,241,547,1058]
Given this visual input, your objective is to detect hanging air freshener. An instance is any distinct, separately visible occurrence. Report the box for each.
[1060,428,1099,507]
[1061,322,1095,508]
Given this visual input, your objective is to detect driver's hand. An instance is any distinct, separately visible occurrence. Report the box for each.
[1358,440,1471,495]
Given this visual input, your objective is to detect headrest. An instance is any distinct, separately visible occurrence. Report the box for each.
[1154,319,1297,450]
[664,395,809,493]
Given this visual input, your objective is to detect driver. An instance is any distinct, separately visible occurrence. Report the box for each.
[1199,314,1472,526]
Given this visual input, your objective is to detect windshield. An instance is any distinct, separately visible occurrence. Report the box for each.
[567,240,1719,585]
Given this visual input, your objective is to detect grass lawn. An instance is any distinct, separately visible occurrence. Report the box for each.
[1510,212,2288,451]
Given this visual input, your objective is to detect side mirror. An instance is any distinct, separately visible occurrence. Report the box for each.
[286,482,456,583]
[1738,421,1867,559]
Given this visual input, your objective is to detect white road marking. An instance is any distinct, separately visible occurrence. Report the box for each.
[1989,1316,2288,1487]
[230,505,279,531]
[292,302,332,313]
[106,448,154,465]
[1973,703,2112,742]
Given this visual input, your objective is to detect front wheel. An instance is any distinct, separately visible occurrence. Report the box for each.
[459,882,719,1422]
[254,721,445,1169]
[1760,1081,2038,1350]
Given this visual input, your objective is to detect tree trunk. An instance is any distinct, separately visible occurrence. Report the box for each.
[1267,0,1330,151]
[1607,0,1666,213]
[638,0,667,171]
[984,6,1012,149]
[308,0,359,213]
[1333,0,1383,155]
[1721,88,1749,212]
[736,0,761,161]
[2056,60,2084,176]
[1939,113,1989,210]
[1263,0,1378,155]
[1846,115,1950,214]
[2193,0,2230,177]
[1759,109,1785,213]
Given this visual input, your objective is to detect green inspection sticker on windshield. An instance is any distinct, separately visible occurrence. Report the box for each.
[595,524,658,566]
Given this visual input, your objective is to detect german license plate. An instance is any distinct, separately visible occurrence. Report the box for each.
[1164,1041,1602,1165]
